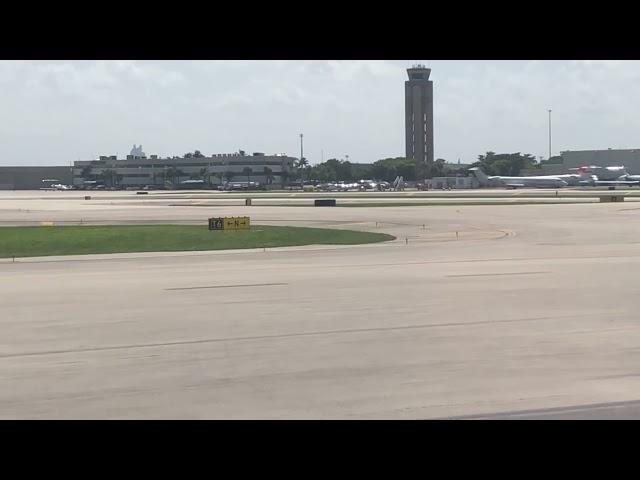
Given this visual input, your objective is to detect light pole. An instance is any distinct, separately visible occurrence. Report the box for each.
[344,155,349,184]
[548,109,552,161]
[299,134,304,163]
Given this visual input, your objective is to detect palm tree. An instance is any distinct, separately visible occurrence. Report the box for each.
[174,169,186,186]
[162,166,169,187]
[281,170,290,187]
[101,168,117,187]
[242,167,252,183]
[200,167,215,187]
[263,167,274,186]
[97,169,108,187]
[80,165,93,181]
[165,166,177,185]
[165,167,185,187]
[297,158,308,181]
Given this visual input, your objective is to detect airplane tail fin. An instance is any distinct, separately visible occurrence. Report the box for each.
[469,167,489,186]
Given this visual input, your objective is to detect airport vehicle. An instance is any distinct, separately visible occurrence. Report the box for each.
[315,183,336,191]
[570,165,640,187]
[358,179,379,190]
[78,180,101,190]
[178,179,207,189]
[337,182,361,191]
[469,168,569,189]
[222,181,264,191]
[301,181,317,192]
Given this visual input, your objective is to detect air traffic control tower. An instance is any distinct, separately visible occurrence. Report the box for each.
[405,65,434,174]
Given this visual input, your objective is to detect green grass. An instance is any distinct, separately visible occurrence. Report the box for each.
[0,225,395,258]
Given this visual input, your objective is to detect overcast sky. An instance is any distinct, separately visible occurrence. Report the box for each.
[1,60,639,166]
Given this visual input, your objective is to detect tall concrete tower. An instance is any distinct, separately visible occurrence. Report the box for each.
[405,65,434,177]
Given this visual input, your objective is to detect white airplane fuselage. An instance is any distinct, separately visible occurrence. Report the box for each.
[495,176,568,188]
[469,168,568,188]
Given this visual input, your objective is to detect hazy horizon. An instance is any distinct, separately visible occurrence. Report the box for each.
[1,60,639,166]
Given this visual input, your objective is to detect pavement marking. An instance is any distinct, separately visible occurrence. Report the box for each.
[590,372,640,380]
[166,282,288,291]
[449,399,640,419]
[3,251,639,267]
[446,271,551,278]
[0,313,605,361]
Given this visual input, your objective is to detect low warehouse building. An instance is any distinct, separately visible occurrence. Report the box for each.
[0,166,73,190]
[425,176,479,189]
[561,149,640,172]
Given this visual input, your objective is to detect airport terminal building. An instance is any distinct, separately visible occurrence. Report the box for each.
[72,151,297,188]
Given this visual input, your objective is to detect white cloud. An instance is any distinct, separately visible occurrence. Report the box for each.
[1,60,640,166]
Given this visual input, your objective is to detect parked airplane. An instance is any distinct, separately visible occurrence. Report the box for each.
[41,179,73,191]
[222,181,262,191]
[314,180,388,191]
[469,168,569,189]
[569,165,640,186]
[336,182,361,191]
[316,183,334,191]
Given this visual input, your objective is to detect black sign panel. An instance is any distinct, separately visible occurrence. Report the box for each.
[208,217,224,230]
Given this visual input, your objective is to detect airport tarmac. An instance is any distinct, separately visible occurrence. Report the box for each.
[2,190,640,419]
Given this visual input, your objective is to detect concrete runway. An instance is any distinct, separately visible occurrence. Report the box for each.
[2,190,640,418]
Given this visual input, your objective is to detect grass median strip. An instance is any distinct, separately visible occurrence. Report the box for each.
[0,225,395,258]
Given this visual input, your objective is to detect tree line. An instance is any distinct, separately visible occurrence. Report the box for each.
[469,152,540,176]
[300,157,468,183]
[297,152,548,183]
